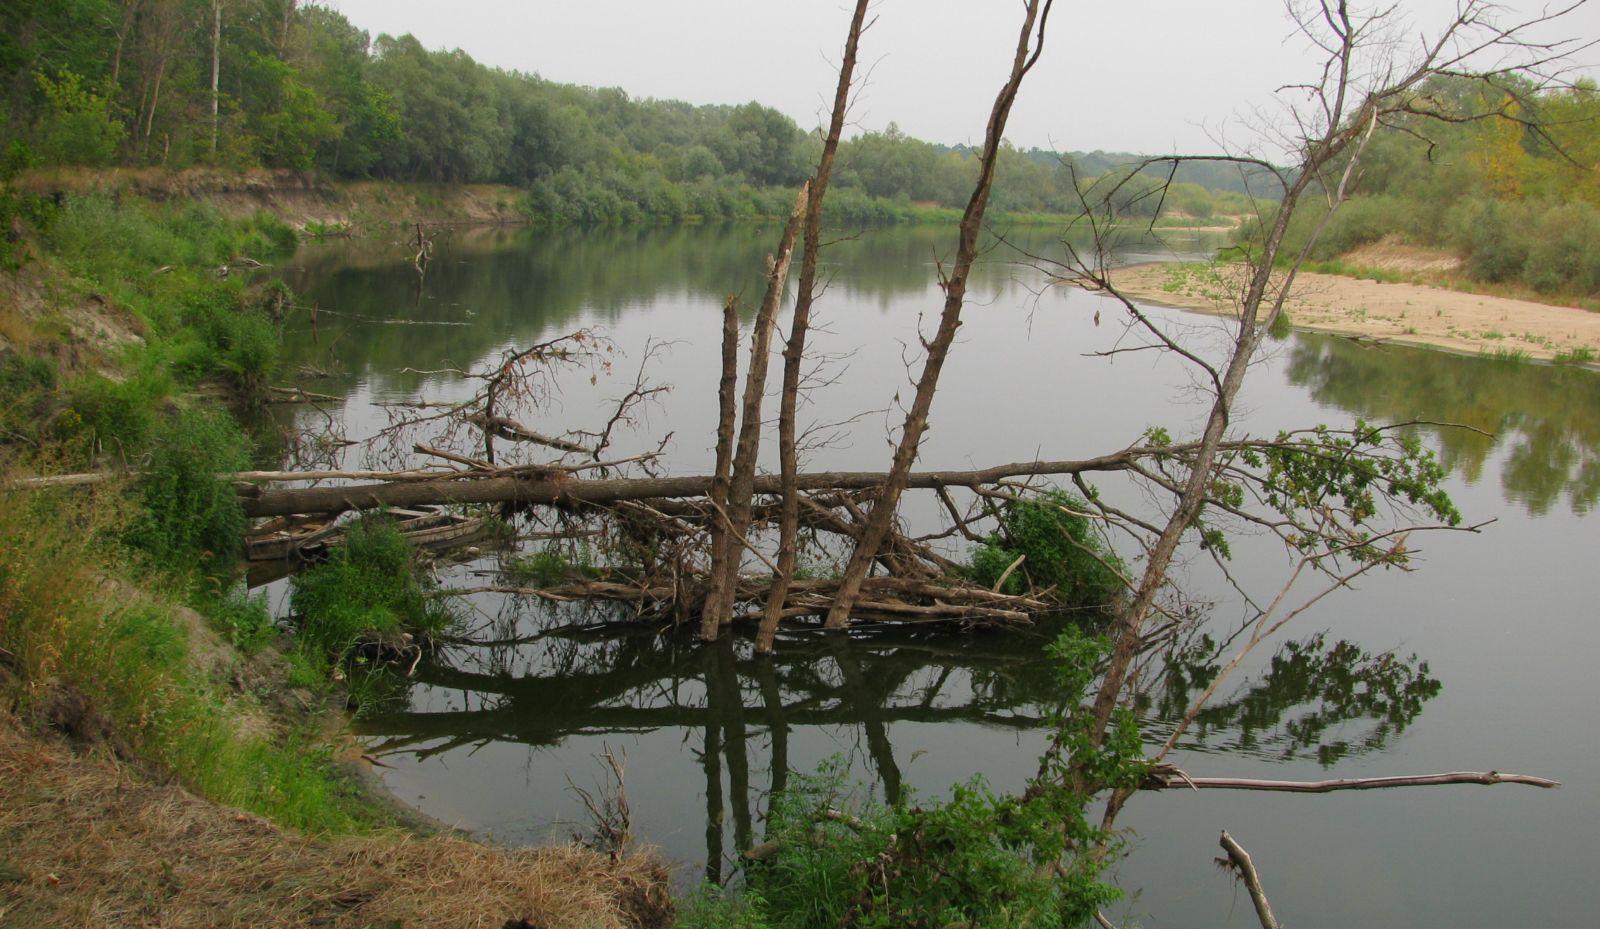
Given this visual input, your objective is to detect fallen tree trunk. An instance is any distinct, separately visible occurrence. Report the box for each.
[238,452,1141,518]
[1144,770,1561,792]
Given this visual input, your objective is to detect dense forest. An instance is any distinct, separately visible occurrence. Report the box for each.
[1,0,1259,224]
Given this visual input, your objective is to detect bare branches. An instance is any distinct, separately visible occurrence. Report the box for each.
[1149,769,1562,793]
[824,0,1056,629]
[1218,831,1282,929]
[761,0,872,653]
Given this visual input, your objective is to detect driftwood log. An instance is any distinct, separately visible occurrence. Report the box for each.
[235,454,1143,518]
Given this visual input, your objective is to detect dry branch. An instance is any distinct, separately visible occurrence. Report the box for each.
[1146,770,1561,793]
[1219,831,1281,929]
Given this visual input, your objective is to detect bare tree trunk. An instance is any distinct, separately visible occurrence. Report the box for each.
[111,0,144,89]
[823,0,1054,629]
[757,0,871,653]
[1219,832,1282,929]
[700,184,810,638]
[698,295,741,638]
[142,61,166,151]
[279,0,297,59]
[210,0,222,158]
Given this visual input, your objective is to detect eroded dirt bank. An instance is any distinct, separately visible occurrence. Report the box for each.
[11,167,528,231]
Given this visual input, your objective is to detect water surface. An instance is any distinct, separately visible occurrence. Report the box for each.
[274,224,1600,928]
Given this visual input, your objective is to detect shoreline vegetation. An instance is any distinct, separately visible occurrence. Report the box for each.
[0,170,1593,928]
[0,191,673,927]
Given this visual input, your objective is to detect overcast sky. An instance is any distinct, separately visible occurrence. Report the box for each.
[318,0,1600,154]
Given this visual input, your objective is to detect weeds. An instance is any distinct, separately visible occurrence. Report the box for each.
[289,519,455,709]
[125,408,252,570]
[0,481,380,834]
[682,631,1144,929]
[501,546,602,586]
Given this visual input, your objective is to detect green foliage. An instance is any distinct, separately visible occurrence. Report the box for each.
[289,518,454,664]
[37,196,290,397]
[1253,75,1600,299]
[0,483,381,835]
[30,68,124,166]
[1247,421,1460,562]
[59,369,171,453]
[2,3,1257,224]
[697,631,1143,929]
[203,586,278,654]
[500,546,600,586]
[966,490,1125,612]
[0,351,58,446]
[125,408,252,570]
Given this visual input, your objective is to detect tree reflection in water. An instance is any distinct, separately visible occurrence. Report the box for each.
[355,600,1440,876]
[1285,336,1600,516]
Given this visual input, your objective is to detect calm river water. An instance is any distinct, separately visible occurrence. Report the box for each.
[272,224,1599,929]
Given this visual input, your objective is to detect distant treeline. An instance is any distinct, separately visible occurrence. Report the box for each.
[2,1,1259,225]
[1270,74,1600,298]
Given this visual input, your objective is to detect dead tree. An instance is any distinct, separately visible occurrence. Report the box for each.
[1046,0,1592,801]
[700,295,742,636]
[823,0,1056,629]
[983,0,1592,908]
[699,184,810,639]
[758,0,874,653]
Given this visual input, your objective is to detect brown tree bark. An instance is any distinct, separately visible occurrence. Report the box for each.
[699,185,811,638]
[237,451,1144,518]
[823,0,1054,629]
[699,295,742,637]
[757,0,872,653]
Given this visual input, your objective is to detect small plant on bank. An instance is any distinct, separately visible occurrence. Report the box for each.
[125,407,252,572]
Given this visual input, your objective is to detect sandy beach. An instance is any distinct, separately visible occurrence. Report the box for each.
[1108,261,1600,362]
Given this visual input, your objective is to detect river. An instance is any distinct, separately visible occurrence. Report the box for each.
[269,223,1600,929]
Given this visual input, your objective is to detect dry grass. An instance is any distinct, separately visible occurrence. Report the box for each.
[0,717,673,929]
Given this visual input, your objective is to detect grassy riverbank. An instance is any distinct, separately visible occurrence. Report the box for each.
[0,187,671,926]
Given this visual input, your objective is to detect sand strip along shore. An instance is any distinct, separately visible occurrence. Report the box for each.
[1105,262,1600,362]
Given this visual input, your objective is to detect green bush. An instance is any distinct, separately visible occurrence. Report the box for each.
[1523,201,1600,294]
[30,70,125,167]
[59,370,172,456]
[691,632,1143,929]
[289,519,454,660]
[125,408,252,569]
[966,490,1125,612]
